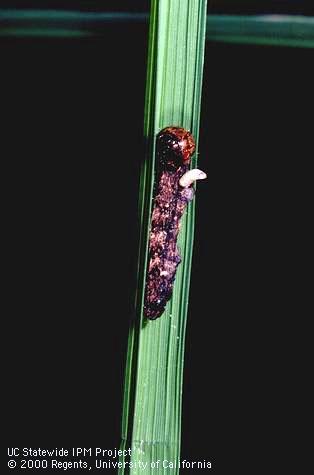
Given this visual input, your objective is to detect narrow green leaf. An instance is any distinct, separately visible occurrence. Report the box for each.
[206,14,314,49]
[2,9,314,50]
[119,1,207,474]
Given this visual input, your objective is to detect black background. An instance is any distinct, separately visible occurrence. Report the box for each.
[2,1,312,474]
[0,0,313,15]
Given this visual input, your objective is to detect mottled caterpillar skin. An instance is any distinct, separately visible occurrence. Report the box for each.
[144,126,206,320]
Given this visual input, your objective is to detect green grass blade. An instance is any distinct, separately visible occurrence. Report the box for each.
[119,1,207,474]
[2,9,314,50]
[0,9,147,37]
[206,14,314,49]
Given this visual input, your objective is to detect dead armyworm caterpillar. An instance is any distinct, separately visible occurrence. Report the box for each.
[144,126,206,320]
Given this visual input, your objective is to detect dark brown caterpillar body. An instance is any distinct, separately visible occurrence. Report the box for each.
[144,126,206,320]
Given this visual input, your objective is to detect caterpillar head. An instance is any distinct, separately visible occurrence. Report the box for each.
[157,126,196,170]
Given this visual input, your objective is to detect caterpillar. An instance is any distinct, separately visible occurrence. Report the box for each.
[144,126,206,320]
